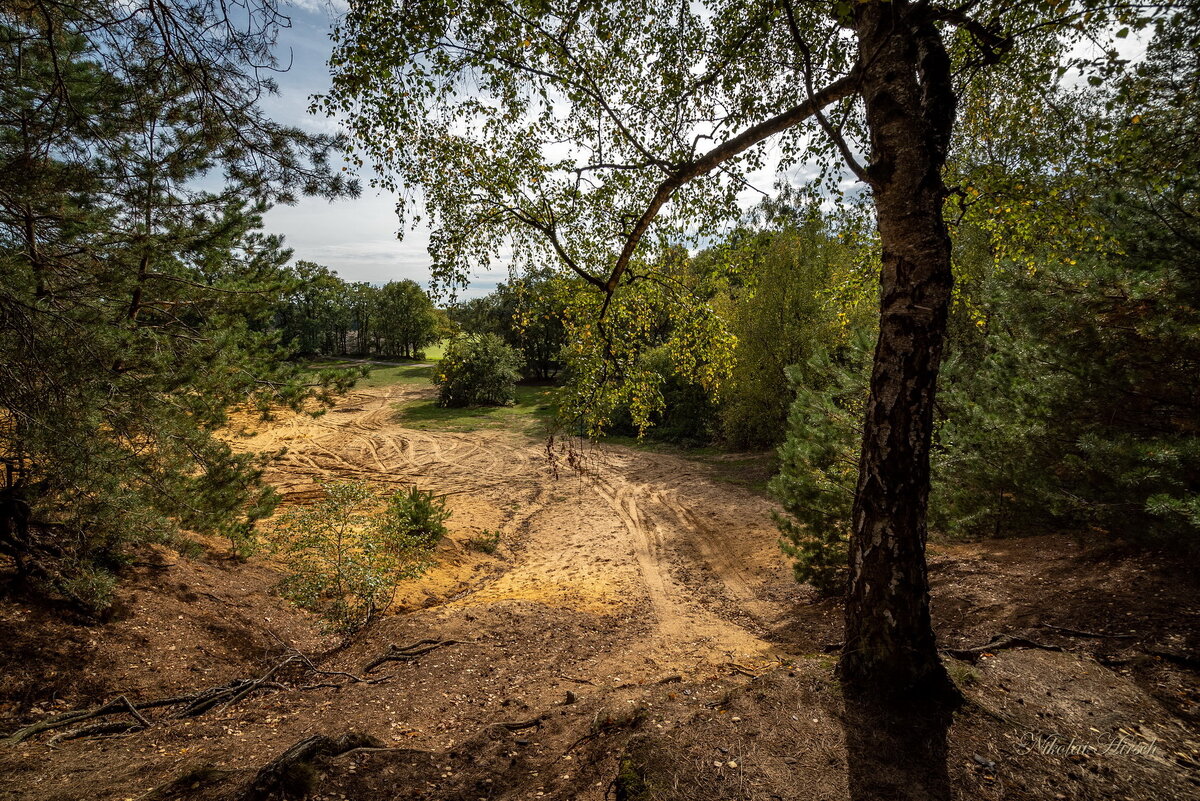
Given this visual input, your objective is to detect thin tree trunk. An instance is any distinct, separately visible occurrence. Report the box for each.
[840,2,957,699]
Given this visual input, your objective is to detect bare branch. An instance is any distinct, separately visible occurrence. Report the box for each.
[781,0,872,185]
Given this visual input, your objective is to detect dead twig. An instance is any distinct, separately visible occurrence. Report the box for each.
[726,663,764,678]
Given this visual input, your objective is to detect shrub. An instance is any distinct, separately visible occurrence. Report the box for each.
[433,334,523,407]
[270,481,446,631]
[770,329,873,596]
[59,564,120,614]
[718,213,873,450]
[465,528,502,554]
[381,486,450,552]
[605,346,718,445]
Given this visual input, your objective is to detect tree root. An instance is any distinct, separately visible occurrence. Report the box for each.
[3,650,388,746]
[362,638,463,673]
[242,732,384,801]
[1142,645,1200,669]
[3,694,150,745]
[492,716,544,732]
[1036,622,1136,639]
[943,634,1064,663]
[46,720,144,747]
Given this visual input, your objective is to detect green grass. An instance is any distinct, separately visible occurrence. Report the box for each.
[304,358,364,368]
[303,362,432,388]
[421,339,447,361]
[393,384,555,434]
[599,433,722,456]
[356,364,435,388]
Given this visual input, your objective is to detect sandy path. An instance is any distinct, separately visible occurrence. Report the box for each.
[234,379,792,678]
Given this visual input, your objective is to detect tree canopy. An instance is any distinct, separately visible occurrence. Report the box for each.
[322,0,1177,698]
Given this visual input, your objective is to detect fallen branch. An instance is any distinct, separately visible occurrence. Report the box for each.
[943,635,1064,663]
[362,638,464,673]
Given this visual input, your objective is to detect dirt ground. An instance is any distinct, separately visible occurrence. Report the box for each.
[1,376,1197,800]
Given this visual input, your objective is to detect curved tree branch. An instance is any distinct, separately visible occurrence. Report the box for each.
[601,70,861,296]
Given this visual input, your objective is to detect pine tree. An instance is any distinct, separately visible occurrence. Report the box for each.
[0,1,356,607]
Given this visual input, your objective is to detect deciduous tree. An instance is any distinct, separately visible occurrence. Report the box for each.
[324,0,1159,697]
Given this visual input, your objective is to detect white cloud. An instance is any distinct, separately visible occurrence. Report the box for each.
[283,0,349,15]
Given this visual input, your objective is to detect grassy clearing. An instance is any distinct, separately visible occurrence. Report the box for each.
[421,340,447,361]
[393,383,556,434]
[357,364,435,388]
[302,360,438,389]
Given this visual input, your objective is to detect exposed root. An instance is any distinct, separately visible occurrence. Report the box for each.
[3,650,387,746]
[242,732,384,801]
[1142,645,1200,669]
[362,638,464,673]
[46,721,143,747]
[943,634,1065,663]
[3,694,151,745]
[1036,622,1137,639]
[492,716,544,732]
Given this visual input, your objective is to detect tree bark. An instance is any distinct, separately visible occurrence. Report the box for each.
[840,2,957,699]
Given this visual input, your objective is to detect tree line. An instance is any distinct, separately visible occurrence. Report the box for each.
[274,262,445,360]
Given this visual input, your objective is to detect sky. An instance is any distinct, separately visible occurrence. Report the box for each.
[258,3,510,297]
[258,4,1145,299]
[254,1,799,300]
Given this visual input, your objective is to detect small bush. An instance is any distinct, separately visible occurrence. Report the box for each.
[465,528,502,554]
[381,486,450,552]
[59,564,119,613]
[944,658,980,689]
[433,334,523,407]
[270,481,447,631]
